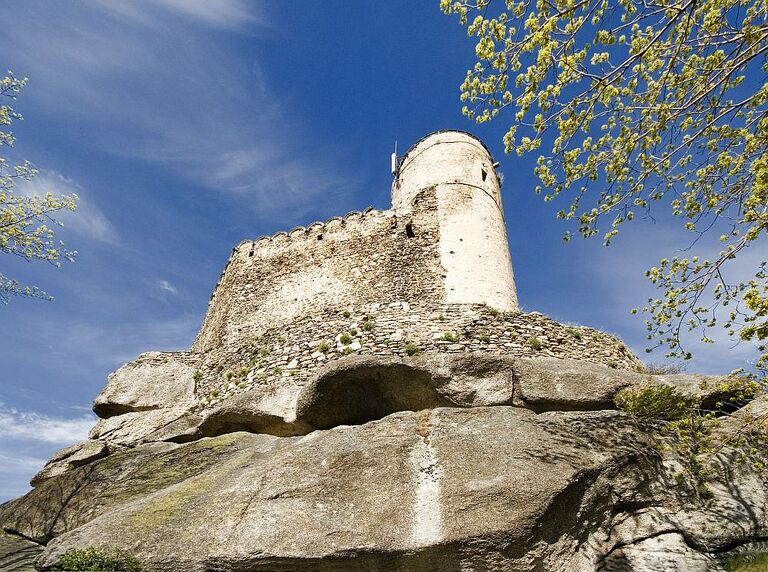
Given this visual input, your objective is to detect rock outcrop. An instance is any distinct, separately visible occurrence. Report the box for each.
[1,355,765,571]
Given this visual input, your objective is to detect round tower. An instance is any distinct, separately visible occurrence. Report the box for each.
[392,131,519,311]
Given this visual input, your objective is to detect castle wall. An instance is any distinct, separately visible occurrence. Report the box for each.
[193,191,446,353]
[393,131,518,311]
[194,303,643,408]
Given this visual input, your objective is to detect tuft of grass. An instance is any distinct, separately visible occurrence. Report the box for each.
[441,331,459,343]
[528,337,543,351]
[318,342,330,353]
[566,327,582,340]
[273,367,283,376]
[479,332,491,343]
[362,320,375,332]
[607,360,618,369]
[276,335,286,344]
[342,347,354,355]
[405,342,419,356]
[483,304,500,317]
[342,310,351,318]
[193,370,202,383]
[339,333,353,345]
[225,370,234,380]
[259,347,269,357]
[51,547,149,571]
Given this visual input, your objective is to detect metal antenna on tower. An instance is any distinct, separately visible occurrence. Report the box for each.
[390,140,398,177]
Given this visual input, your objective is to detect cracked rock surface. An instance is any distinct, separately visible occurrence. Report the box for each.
[1,356,766,571]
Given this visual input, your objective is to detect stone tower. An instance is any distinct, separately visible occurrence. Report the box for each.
[393,130,518,311]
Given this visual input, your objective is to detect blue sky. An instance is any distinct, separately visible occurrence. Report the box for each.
[0,0,761,502]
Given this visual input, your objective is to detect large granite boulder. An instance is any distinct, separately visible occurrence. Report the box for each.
[1,406,765,571]
[4,353,764,571]
[30,440,109,487]
[93,352,198,418]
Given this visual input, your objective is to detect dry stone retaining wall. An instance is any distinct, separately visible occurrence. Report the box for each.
[195,303,643,409]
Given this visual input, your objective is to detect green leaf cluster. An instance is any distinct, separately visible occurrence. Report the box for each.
[1,71,77,303]
[615,378,766,487]
[441,0,768,369]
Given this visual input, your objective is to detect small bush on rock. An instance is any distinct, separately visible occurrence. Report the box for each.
[318,342,330,353]
[405,343,419,356]
[483,304,500,317]
[52,547,149,571]
[615,384,691,421]
[528,337,542,351]
[616,379,766,492]
[339,333,353,345]
[442,331,459,342]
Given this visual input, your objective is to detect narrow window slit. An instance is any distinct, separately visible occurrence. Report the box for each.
[405,223,415,238]
[481,168,488,181]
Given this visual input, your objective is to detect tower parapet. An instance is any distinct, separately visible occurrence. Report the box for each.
[393,131,518,311]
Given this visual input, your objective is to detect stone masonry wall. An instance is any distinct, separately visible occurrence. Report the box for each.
[194,302,643,409]
[193,190,445,353]
[394,130,518,311]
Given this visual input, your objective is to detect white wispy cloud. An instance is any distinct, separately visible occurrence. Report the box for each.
[0,403,93,445]
[0,1,356,221]
[90,0,263,30]
[0,453,48,475]
[15,171,117,244]
[0,406,93,501]
[157,279,179,296]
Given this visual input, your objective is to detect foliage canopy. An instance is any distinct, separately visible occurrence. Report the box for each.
[1,71,77,303]
[441,0,768,370]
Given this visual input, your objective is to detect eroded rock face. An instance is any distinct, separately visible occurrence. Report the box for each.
[5,351,765,572]
[1,406,765,572]
[30,440,109,487]
[93,352,198,418]
[86,352,739,451]
[0,532,41,572]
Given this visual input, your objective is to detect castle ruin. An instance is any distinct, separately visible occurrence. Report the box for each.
[5,131,766,572]
[183,131,639,412]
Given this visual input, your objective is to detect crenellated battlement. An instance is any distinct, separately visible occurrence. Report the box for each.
[206,207,391,306]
